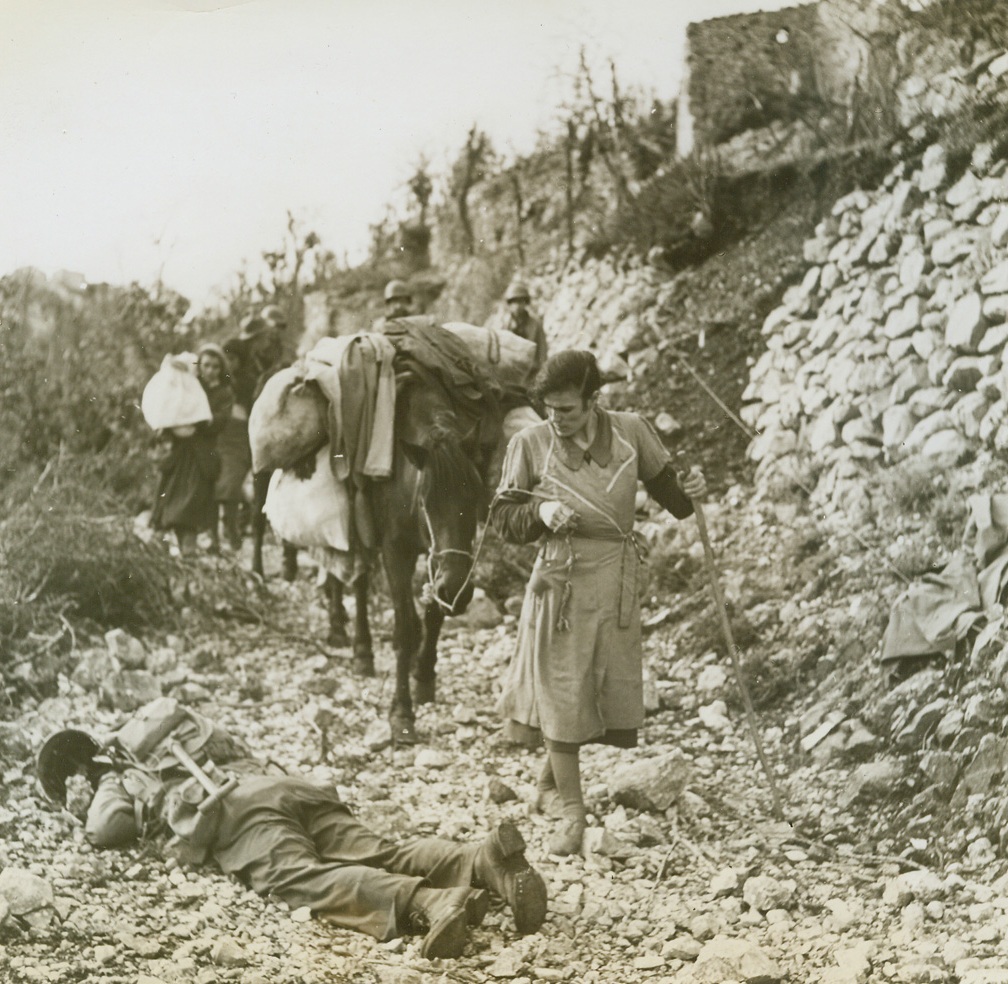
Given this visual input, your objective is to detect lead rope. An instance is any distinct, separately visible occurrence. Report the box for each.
[667,347,912,586]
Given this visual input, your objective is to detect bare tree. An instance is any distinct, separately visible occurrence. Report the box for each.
[450,125,494,256]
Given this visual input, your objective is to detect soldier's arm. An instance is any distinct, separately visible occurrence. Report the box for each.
[85,772,140,848]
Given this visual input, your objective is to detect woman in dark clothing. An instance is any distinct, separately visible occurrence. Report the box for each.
[151,346,231,555]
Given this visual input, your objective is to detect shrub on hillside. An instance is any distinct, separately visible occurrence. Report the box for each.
[0,467,174,652]
[0,274,191,485]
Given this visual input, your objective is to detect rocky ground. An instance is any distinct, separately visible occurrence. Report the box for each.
[2,511,1008,984]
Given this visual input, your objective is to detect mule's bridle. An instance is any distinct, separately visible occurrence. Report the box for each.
[420,503,485,614]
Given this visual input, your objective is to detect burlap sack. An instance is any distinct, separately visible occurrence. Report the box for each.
[443,322,538,390]
[247,364,328,473]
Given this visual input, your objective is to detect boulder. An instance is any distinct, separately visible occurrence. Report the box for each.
[71,649,123,693]
[991,207,1008,249]
[899,250,928,293]
[945,292,986,351]
[918,144,946,193]
[882,406,916,450]
[0,868,54,916]
[982,261,1008,296]
[932,230,979,266]
[842,759,904,806]
[609,750,690,812]
[942,356,983,392]
[693,936,783,984]
[100,670,161,712]
[884,296,923,339]
[743,876,797,912]
[919,429,970,466]
[105,628,147,669]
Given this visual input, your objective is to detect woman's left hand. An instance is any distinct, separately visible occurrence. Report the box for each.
[683,466,707,500]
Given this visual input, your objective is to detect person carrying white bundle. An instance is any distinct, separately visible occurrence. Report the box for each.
[142,353,213,433]
[149,346,231,555]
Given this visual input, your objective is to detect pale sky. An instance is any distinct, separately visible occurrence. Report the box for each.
[0,0,800,308]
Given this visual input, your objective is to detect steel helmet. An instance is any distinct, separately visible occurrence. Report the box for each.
[260,304,287,329]
[505,281,530,303]
[36,728,107,806]
[238,314,268,340]
[384,280,411,302]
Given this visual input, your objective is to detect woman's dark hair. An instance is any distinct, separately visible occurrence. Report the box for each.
[532,349,601,402]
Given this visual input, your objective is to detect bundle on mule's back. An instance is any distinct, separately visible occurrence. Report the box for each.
[141,353,212,432]
[248,364,328,473]
[263,447,350,551]
[443,322,538,390]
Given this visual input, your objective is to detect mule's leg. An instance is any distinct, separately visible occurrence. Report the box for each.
[352,571,375,676]
[384,545,421,745]
[251,470,270,578]
[325,574,349,648]
[282,542,298,582]
[412,601,445,705]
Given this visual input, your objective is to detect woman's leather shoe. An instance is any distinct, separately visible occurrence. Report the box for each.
[547,818,586,857]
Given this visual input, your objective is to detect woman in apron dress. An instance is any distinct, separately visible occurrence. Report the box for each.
[490,350,706,855]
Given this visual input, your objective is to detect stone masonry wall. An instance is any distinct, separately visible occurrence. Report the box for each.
[683,4,821,149]
[741,51,1008,515]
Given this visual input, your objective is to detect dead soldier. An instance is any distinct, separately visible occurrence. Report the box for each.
[38,697,547,959]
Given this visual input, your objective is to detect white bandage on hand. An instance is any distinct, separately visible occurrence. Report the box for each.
[539,501,575,531]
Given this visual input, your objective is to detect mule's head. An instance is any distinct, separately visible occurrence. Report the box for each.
[401,393,483,616]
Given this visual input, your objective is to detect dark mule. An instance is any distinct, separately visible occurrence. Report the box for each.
[328,377,486,745]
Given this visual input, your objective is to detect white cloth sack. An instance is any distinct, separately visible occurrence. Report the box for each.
[141,354,212,431]
[264,447,350,552]
[443,322,538,389]
[248,364,328,474]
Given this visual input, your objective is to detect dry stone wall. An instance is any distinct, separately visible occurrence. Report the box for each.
[741,52,1008,516]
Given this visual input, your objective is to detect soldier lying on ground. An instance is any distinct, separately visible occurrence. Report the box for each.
[37,698,547,959]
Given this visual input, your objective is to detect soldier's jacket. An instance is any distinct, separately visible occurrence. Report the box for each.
[85,697,260,857]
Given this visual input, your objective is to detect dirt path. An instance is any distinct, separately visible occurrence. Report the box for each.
[1,541,1005,984]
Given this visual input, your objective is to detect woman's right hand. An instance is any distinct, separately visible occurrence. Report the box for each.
[539,500,577,532]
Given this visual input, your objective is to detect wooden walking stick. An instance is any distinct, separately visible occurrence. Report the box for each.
[685,467,786,821]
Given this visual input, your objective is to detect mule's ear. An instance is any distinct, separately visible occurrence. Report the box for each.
[401,441,428,469]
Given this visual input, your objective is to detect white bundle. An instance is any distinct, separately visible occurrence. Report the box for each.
[264,447,350,551]
[141,353,212,431]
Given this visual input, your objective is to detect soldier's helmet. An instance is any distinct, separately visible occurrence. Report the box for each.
[505,281,531,303]
[259,304,287,329]
[36,728,107,806]
[383,279,411,303]
[238,313,268,340]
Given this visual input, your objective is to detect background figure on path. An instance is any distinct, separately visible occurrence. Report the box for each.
[503,281,548,372]
[382,279,413,323]
[489,349,706,856]
[150,345,230,555]
[200,344,246,550]
[225,308,297,578]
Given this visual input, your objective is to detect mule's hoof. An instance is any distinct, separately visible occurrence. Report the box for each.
[353,654,375,677]
[412,676,436,705]
[327,626,350,648]
[391,717,417,746]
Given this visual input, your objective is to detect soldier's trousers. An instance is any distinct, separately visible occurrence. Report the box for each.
[211,779,479,941]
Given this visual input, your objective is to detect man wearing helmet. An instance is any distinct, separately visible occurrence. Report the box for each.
[37,699,547,960]
[504,281,548,370]
[383,279,412,322]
